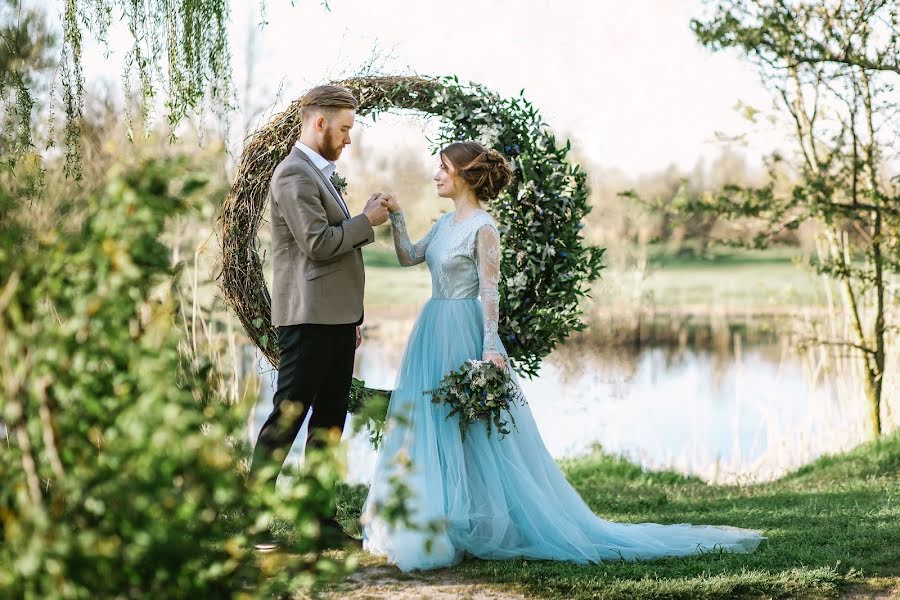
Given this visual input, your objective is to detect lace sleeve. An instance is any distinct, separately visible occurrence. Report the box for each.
[390,211,439,267]
[475,223,502,357]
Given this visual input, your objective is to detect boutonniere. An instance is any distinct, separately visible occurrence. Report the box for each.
[330,171,348,195]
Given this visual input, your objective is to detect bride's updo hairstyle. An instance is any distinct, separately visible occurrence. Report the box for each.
[440,141,513,201]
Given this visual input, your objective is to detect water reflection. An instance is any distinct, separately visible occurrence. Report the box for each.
[250,336,871,485]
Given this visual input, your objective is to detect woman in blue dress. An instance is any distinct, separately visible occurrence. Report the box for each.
[361,141,764,572]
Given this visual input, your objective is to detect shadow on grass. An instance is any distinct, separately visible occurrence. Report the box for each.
[456,475,898,598]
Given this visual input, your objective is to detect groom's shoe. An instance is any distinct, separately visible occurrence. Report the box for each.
[320,518,362,550]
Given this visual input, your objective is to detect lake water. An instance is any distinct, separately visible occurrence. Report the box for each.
[248,334,874,485]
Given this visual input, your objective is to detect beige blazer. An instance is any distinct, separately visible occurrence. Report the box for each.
[269,147,375,326]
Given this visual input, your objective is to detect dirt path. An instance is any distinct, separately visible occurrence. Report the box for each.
[321,570,900,600]
[322,565,530,600]
[838,580,900,599]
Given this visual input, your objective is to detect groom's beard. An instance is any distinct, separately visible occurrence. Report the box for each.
[320,130,343,161]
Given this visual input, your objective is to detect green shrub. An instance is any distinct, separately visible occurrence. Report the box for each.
[0,158,350,599]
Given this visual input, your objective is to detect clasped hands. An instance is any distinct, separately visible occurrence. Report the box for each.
[363,192,401,226]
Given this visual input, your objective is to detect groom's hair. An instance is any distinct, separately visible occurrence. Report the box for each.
[300,85,358,124]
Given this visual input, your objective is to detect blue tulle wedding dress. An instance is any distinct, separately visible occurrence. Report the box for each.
[361,208,764,572]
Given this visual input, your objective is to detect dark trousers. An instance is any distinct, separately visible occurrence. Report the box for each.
[250,323,356,495]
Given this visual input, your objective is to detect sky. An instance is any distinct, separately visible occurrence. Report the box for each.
[75,0,791,178]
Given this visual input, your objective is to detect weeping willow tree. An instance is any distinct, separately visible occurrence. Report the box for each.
[0,0,56,200]
[1,0,246,188]
[60,0,236,177]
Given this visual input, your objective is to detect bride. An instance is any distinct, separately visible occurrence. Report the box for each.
[360,141,764,572]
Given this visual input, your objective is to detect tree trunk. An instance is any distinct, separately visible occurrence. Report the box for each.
[861,67,886,438]
[862,367,882,439]
[827,227,881,438]
[869,213,885,438]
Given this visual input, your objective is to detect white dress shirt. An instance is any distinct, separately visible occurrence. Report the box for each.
[294,140,350,217]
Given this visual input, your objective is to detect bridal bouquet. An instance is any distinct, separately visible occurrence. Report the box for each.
[427,360,526,441]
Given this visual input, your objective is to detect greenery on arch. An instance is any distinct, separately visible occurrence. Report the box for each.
[342,76,606,377]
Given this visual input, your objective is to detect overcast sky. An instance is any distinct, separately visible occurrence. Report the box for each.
[77,0,790,177]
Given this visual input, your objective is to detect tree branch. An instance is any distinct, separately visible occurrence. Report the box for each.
[798,337,876,355]
[824,200,900,218]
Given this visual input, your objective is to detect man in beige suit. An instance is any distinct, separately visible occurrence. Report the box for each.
[251,85,389,549]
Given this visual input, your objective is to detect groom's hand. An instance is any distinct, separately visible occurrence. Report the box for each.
[364,193,390,226]
[355,325,362,348]
[380,192,400,213]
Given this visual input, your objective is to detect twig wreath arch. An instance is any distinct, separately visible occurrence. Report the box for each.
[219,75,605,384]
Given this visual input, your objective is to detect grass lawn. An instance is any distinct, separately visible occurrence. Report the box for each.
[325,429,900,599]
[634,247,835,310]
[363,244,837,313]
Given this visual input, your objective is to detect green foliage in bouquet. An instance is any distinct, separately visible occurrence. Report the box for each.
[0,158,352,598]
[427,360,526,441]
[220,75,606,385]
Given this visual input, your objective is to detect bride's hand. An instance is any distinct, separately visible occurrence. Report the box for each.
[484,352,506,371]
[380,192,401,213]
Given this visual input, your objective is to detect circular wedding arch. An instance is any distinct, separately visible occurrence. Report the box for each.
[219,75,605,380]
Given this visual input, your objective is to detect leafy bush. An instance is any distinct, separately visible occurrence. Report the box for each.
[0,158,350,598]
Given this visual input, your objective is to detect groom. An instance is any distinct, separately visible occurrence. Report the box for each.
[250,84,390,546]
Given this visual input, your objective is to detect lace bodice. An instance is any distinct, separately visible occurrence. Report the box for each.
[390,209,501,355]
